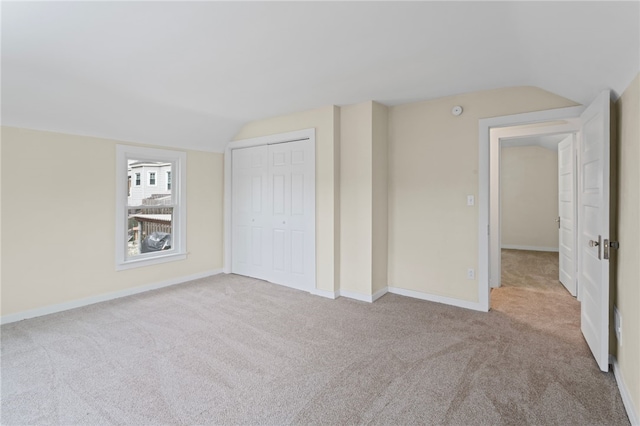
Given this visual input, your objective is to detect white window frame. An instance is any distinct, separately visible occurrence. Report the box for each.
[135,172,141,186]
[166,170,171,190]
[148,171,157,186]
[116,145,187,271]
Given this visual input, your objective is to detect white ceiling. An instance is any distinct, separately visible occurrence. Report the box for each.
[2,1,639,152]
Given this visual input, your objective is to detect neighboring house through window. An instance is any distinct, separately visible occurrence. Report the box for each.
[116,145,186,270]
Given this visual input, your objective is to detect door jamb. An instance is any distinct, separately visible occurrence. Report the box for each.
[477,106,584,311]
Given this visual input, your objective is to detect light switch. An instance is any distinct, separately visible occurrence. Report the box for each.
[467,195,475,206]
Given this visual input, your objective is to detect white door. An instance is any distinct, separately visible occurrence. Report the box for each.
[558,134,576,296]
[231,140,316,291]
[231,145,269,280]
[578,90,611,372]
[268,140,315,290]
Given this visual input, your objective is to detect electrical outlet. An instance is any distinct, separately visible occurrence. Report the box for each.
[467,268,475,280]
[467,195,475,206]
[614,306,622,346]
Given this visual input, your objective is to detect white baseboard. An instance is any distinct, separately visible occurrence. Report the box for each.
[387,286,486,312]
[339,289,374,303]
[372,287,389,302]
[501,244,559,252]
[313,287,387,303]
[1,269,223,325]
[612,357,639,426]
[309,288,340,299]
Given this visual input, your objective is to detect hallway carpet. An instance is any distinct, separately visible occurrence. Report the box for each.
[1,251,629,425]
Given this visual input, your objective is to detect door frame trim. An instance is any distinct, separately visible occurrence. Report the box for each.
[224,128,316,287]
[477,106,585,311]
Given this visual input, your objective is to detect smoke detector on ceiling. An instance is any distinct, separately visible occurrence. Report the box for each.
[451,106,463,116]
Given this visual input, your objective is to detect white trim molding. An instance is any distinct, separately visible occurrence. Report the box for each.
[372,287,388,302]
[388,286,486,312]
[1,270,223,325]
[501,245,560,252]
[612,357,639,426]
[116,144,187,271]
[338,287,389,303]
[309,288,340,300]
[339,290,374,303]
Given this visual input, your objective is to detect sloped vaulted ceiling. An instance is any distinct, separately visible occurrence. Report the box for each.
[2,1,639,152]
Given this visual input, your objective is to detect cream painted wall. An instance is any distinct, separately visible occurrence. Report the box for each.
[388,87,577,302]
[233,106,340,293]
[0,127,223,317]
[372,102,389,294]
[615,72,640,418]
[340,102,373,295]
[338,101,389,297]
[501,145,559,250]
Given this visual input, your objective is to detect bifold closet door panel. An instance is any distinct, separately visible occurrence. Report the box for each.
[268,140,315,289]
[231,145,269,280]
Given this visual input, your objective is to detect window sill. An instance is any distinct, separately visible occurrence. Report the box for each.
[116,252,187,271]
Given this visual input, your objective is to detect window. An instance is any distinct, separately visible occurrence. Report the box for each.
[116,145,187,270]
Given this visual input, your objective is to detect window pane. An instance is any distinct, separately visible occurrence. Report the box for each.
[127,207,173,258]
[127,160,172,207]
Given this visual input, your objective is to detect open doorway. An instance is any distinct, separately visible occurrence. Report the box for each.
[490,126,584,350]
[491,129,579,318]
[478,92,613,372]
[499,132,575,295]
[488,120,581,292]
[493,128,577,296]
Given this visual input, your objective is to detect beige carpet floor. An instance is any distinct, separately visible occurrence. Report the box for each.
[1,250,629,425]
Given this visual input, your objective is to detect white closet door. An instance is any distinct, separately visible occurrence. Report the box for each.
[231,139,315,291]
[268,140,315,290]
[231,145,269,280]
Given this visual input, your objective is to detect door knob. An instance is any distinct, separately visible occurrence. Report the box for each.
[589,235,602,260]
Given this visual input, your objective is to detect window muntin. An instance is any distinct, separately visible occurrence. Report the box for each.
[116,146,186,270]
